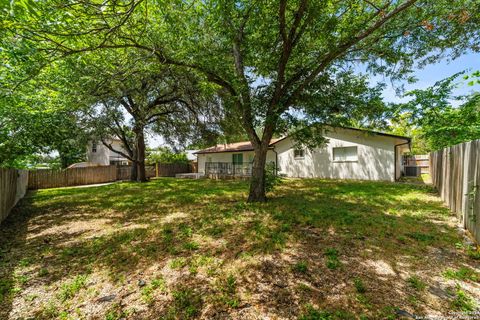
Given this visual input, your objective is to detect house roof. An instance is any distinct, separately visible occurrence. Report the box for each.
[338,126,411,142]
[194,126,410,155]
[194,138,283,154]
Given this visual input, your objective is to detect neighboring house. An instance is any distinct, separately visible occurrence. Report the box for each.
[86,139,130,166]
[195,126,411,182]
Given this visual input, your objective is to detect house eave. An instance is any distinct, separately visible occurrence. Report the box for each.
[194,147,275,155]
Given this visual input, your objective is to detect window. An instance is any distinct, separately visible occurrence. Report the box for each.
[248,154,254,163]
[91,142,97,153]
[333,146,358,162]
[232,153,243,164]
[294,149,305,159]
[207,156,212,163]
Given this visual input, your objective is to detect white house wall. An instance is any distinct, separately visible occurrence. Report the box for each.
[86,140,129,165]
[86,141,110,165]
[275,128,396,181]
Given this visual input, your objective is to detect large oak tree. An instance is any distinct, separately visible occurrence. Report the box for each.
[3,0,479,200]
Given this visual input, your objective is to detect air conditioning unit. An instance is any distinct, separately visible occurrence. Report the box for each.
[404,166,421,177]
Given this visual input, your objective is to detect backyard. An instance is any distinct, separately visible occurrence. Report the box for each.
[0,178,479,319]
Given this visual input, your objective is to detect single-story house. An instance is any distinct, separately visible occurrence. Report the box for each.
[195,126,411,182]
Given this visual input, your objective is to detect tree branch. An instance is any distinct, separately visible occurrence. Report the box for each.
[285,0,418,106]
[100,138,134,161]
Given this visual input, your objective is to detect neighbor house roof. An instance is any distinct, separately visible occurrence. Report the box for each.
[194,126,410,155]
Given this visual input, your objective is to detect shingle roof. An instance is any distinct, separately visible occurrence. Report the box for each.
[194,138,283,154]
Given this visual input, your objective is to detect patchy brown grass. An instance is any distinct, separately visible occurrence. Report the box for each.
[0,178,479,319]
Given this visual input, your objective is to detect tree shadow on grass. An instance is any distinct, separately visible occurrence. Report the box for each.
[0,178,478,319]
[0,198,30,319]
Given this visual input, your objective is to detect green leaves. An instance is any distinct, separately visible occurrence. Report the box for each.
[392,72,480,152]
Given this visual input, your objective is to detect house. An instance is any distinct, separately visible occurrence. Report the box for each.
[195,126,411,182]
[86,139,130,166]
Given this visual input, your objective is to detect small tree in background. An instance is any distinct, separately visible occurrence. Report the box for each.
[394,72,480,151]
[146,148,189,165]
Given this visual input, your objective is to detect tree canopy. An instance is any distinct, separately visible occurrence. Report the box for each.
[392,72,480,152]
[2,0,479,200]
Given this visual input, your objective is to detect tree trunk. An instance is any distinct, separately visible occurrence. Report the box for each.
[248,143,269,202]
[135,126,147,182]
[130,160,138,181]
[60,154,69,169]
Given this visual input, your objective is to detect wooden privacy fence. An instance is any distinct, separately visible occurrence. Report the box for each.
[0,168,28,223]
[28,163,193,189]
[28,165,117,189]
[116,165,156,180]
[430,140,480,243]
[156,163,192,177]
[402,154,430,175]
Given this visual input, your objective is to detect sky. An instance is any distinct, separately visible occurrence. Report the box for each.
[378,51,480,104]
[147,52,480,149]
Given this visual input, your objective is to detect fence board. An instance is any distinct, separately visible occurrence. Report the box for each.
[430,140,480,243]
[402,155,430,175]
[156,163,192,177]
[116,165,157,180]
[28,166,117,190]
[28,163,192,190]
[0,168,28,224]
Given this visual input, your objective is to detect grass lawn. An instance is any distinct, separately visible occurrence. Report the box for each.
[1,178,479,319]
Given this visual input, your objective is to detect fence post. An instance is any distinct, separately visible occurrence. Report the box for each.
[156,162,159,177]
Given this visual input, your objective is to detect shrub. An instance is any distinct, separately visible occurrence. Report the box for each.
[265,162,281,193]
[146,148,189,165]
[324,248,341,270]
[407,276,426,291]
[353,277,366,293]
[293,261,308,274]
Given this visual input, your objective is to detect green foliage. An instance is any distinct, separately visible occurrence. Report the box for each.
[406,232,435,242]
[0,88,88,168]
[298,305,354,320]
[324,248,341,270]
[146,148,189,165]
[141,277,166,304]
[353,277,366,293]
[463,70,480,86]
[450,285,476,311]
[388,112,428,154]
[58,275,88,302]
[407,276,426,291]
[444,268,479,282]
[3,0,479,199]
[168,288,202,319]
[216,274,240,308]
[393,73,480,152]
[299,305,335,320]
[466,246,480,260]
[293,261,308,274]
[104,303,130,320]
[264,162,281,193]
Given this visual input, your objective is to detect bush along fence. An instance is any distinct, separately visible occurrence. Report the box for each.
[430,139,480,243]
[0,168,28,224]
[28,163,193,190]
